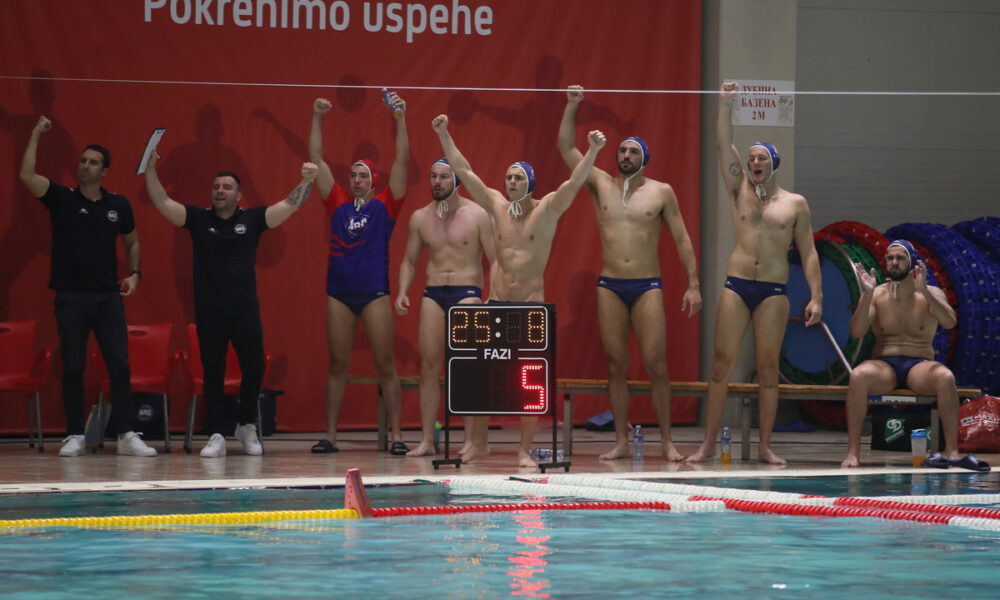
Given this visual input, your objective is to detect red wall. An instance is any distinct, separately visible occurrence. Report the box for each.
[0,0,702,433]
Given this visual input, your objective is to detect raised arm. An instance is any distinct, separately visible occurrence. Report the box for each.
[661,187,702,317]
[432,114,505,216]
[265,162,319,229]
[793,198,823,326]
[849,264,878,338]
[717,81,744,197]
[557,85,586,171]
[144,150,187,227]
[385,91,409,199]
[395,210,425,316]
[544,129,606,215]
[915,261,957,330]
[309,98,336,199]
[19,116,52,197]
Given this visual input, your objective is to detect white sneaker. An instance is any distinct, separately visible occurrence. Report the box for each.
[117,431,157,457]
[200,433,227,458]
[234,423,263,456]
[59,434,86,457]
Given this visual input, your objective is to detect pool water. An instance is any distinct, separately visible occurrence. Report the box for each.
[1,475,998,599]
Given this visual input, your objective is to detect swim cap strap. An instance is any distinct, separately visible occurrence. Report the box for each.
[507,197,524,218]
[754,183,767,201]
[436,200,449,219]
[622,172,641,208]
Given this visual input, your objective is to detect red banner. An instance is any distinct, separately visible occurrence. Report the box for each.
[0,0,702,432]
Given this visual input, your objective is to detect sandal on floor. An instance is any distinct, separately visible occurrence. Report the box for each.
[950,454,992,472]
[389,441,409,456]
[311,440,339,454]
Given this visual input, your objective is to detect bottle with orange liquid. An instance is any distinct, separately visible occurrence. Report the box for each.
[720,427,732,464]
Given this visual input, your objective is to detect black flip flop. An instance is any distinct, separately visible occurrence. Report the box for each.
[389,441,409,456]
[950,454,992,473]
[311,440,339,454]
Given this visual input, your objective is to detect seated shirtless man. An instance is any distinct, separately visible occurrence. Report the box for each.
[841,240,960,468]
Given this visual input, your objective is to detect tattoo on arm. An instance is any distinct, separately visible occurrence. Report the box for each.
[287,181,313,208]
[728,162,741,177]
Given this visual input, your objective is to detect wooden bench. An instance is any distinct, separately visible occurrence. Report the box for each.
[557,380,980,459]
[347,375,980,461]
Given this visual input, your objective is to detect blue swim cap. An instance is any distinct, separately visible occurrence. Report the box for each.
[887,239,920,274]
[748,142,780,173]
[621,136,650,166]
[433,157,460,188]
[509,161,536,194]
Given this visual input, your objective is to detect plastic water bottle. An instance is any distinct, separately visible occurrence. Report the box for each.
[433,420,442,452]
[720,427,732,464]
[910,428,928,467]
[529,448,565,461]
[382,87,403,116]
[633,425,644,461]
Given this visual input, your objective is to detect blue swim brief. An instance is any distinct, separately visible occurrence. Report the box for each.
[597,276,662,309]
[724,276,787,311]
[423,285,482,310]
[879,355,927,388]
[329,291,388,316]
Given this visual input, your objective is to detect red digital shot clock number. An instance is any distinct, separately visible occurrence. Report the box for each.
[446,304,556,416]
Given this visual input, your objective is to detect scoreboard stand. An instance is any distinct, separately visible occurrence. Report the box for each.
[433,303,570,472]
[432,417,463,469]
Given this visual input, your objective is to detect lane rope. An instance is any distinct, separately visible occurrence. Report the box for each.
[446,475,1000,532]
[4,474,998,532]
[0,508,358,530]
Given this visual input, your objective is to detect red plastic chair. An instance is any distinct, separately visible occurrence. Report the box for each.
[93,323,175,452]
[180,323,270,454]
[0,320,52,452]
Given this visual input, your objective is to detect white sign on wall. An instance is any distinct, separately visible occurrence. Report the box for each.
[731,79,795,127]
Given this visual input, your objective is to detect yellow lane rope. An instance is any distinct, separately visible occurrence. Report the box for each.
[0,508,358,530]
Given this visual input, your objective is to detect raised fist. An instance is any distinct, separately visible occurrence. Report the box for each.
[313,98,332,115]
[431,114,449,132]
[588,130,606,149]
[720,81,739,103]
[34,115,52,134]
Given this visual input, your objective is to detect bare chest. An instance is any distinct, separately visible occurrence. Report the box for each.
[595,192,662,226]
[873,293,936,337]
[735,194,795,233]
[494,212,553,250]
[422,213,480,253]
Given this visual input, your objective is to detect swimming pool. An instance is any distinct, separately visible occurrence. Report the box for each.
[2,474,998,599]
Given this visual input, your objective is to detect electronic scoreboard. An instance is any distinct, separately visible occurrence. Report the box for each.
[439,303,568,472]
[446,304,554,415]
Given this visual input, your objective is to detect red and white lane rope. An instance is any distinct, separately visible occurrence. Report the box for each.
[446,477,724,513]
[445,475,1000,532]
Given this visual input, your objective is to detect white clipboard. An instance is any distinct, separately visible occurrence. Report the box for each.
[136,128,166,175]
